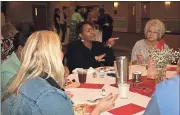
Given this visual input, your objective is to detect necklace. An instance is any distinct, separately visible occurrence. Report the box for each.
[145,40,157,49]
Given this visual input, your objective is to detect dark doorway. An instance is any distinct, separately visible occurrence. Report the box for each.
[32,5,47,30]
[128,2,136,33]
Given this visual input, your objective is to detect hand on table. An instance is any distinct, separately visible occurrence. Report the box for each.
[91,93,118,115]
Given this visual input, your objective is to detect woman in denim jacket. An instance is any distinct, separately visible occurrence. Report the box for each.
[2,30,118,115]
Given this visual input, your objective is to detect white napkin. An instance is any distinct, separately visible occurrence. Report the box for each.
[72,67,96,75]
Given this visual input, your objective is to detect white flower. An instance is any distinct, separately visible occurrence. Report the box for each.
[149,48,180,68]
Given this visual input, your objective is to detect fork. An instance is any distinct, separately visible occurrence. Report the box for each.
[87,97,102,103]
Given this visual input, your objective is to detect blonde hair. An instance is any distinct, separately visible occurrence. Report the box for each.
[1,23,18,39]
[144,19,165,40]
[2,30,64,101]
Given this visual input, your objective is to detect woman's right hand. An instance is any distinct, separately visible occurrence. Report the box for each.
[136,52,144,65]
[91,93,118,115]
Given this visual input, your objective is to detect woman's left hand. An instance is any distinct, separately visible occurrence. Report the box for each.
[106,37,119,48]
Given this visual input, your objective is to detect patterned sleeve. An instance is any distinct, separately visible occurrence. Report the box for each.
[1,39,14,62]
[131,41,140,61]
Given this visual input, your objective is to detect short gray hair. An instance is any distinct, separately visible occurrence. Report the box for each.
[144,19,165,40]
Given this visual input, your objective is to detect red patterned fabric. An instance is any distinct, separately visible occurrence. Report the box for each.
[156,39,164,50]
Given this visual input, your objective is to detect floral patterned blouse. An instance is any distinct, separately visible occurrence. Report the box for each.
[131,39,169,63]
[1,38,14,62]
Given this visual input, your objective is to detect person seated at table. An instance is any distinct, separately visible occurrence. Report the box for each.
[144,61,180,115]
[1,30,118,115]
[66,21,118,72]
[1,32,31,97]
[1,23,19,62]
[131,19,169,65]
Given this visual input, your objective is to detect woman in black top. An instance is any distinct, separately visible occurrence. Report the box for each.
[66,21,118,72]
[54,8,60,34]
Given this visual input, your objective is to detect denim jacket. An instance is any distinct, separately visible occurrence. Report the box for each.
[2,77,74,115]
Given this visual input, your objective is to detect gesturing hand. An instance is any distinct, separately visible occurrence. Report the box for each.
[106,37,119,48]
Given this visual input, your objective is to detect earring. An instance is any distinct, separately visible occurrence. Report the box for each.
[81,39,84,42]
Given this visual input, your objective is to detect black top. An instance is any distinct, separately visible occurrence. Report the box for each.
[54,14,60,26]
[98,14,113,30]
[66,40,115,72]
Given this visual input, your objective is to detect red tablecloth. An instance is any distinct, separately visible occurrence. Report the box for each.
[111,76,155,97]
[78,83,104,89]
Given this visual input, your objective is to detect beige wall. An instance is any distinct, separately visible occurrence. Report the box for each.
[150,2,180,18]
[6,1,180,33]
[6,1,77,27]
[7,1,48,24]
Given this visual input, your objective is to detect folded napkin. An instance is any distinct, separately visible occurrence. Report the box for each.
[72,67,96,75]
[109,103,145,115]
[167,67,177,71]
[78,83,104,89]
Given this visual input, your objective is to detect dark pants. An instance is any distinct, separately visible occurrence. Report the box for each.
[102,26,113,43]
[55,24,60,34]
[60,23,66,43]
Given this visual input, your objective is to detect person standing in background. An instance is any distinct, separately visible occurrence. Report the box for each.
[98,8,113,43]
[60,6,67,43]
[71,6,84,23]
[70,6,84,42]
[53,8,61,35]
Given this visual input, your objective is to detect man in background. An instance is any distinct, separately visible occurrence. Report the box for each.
[98,8,113,43]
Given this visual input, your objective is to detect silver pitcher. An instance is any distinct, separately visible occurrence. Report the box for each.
[115,56,129,84]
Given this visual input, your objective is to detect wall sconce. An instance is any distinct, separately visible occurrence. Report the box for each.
[165,1,171,8]
[35,8,38,16]
[114,2,119,14]
[143,5,147,13]
[114,2,119,8]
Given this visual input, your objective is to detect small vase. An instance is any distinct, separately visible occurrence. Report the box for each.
[155,67,166,84]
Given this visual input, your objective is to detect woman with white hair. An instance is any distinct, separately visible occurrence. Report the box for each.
[131,19,169,65]
[2,30,118,115]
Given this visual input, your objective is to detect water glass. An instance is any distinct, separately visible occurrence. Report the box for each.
[118,83,130,99]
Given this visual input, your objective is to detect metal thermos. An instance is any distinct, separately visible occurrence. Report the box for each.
[116,56,129,84]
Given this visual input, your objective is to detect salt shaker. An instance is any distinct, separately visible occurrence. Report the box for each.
[101,88,106,96]
[99,70,105,78]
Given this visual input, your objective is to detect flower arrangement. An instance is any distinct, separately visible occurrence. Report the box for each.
[148,48,180,83]
[148,48,180,68]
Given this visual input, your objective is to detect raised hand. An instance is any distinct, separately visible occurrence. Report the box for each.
[106,37,119,48]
